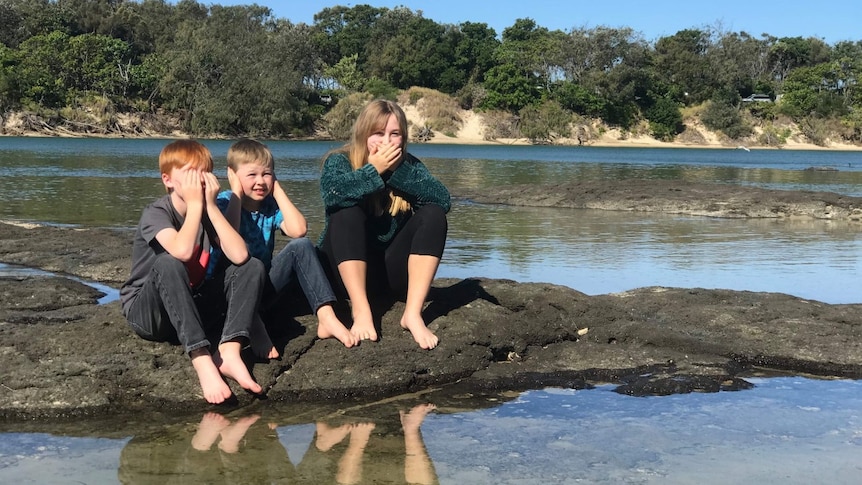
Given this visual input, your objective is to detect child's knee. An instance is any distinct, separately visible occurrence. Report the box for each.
[286,237,314,253]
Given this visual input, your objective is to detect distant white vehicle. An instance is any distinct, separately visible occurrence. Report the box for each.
[742,94,772,102]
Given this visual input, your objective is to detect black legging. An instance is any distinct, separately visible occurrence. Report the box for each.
[319,204,447,299]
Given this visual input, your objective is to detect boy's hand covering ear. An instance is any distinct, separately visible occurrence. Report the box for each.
[227,167,243,196]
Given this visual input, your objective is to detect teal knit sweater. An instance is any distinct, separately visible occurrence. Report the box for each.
[318,152,451,245]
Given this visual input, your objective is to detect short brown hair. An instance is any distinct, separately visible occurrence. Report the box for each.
[158,139,213,175]
[227,138,273,171]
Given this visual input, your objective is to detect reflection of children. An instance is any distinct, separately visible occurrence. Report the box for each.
[119,411,297,484]
[215,139,358,348]
[191,412,259,452]
[401,404,437,485]
[120,139,269,404]
[295,404,438,484]
[319,100,451,349]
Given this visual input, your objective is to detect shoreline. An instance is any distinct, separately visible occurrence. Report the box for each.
[4,109,862,151]
[4,131,862,152]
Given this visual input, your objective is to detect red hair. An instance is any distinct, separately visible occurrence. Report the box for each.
[158,139,213,175]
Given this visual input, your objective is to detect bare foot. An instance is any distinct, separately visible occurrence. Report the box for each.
[400,314,438,349]
[190,349,234,404]
[400,403,437,431]
[315,422,353,452]
[214,341,263,395]
[337,422,376,485]
[317,304,359,348]
[348,421,375,444]
[191,412,230,450]
[267,345,279,359]
[350,310,378,342]
[218,414,260,453]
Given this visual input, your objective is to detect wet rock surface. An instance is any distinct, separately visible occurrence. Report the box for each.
[460,179,862,221]
[1,180,861,420]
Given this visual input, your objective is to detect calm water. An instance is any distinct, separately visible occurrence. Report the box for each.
[3,138,862,302]
[2,138,862,483]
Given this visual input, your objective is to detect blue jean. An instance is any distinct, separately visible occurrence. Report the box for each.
[125,253,266,353]
[268,237,336,313]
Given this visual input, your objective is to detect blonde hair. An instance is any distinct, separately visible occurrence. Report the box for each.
[227,138,274,171]
[345,99,411,216]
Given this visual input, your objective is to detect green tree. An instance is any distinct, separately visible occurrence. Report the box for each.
[159,5,315,136]
[653,29,716,104]
[64,33,132,97]
[449,21,499,85]
[767,36,832,82]
[0,0,70,46]
[0,43,19,112]
[551,81,604,117]
[312,4,386,70]
[780,62,848,118]
[558,26,642,85]
[324,53,363,92]
[645,96,683,141]
[480,62,540,112]
[497,18,566,92]
[709,30,772,97]
[16,30,70,106]
[366,10,452,91]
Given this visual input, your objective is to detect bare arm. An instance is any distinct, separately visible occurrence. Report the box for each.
[273,181,307,238]
[155,169,205,262]
[203,171,249,264]
[222,166,243,231]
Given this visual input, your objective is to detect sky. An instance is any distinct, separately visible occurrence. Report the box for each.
[207,0,862,44]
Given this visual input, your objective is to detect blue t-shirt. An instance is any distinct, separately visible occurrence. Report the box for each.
[210,190,283,272]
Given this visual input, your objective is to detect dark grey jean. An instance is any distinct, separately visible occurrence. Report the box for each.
[125,253,266,354]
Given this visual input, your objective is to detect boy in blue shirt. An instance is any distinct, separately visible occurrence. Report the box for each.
[216,139,358,348]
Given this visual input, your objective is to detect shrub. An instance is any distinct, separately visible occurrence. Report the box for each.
[321,92,372,141]
[364,78,398,100]
[757,124,791,147]
[518,100,572,143]
[400,87,463,136]
[645,97,683,141]
[701,100,752,140]
[481,109,519,140]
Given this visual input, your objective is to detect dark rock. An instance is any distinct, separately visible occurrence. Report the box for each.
[2,180,862,420]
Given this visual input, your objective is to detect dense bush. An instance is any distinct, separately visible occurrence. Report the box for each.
[645,97,684,141]
[701,100,753,140]
[518,100,572,143]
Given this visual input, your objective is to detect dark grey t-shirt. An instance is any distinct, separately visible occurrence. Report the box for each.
[120,195,211,315]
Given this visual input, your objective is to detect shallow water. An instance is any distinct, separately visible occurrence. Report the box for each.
[2,139,862,303]
[2,377,861,484]
[1,138,862,483]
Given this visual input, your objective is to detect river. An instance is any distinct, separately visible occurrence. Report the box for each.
[1,138,861,483]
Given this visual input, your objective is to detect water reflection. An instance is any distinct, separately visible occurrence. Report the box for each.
[2,377,862,484]
[441,204,862,304]
[117,404,438,484]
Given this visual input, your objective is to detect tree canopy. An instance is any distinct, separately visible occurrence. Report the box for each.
[0,0,860,143]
